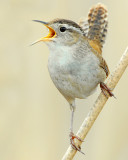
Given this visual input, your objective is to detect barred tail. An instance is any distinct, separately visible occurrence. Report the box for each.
[87,4,108,48]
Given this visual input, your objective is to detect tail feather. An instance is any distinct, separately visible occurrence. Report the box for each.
[87,4,108,47]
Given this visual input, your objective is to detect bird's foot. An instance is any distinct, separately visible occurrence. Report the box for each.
[69,132,85,154]
[100,82,116,98]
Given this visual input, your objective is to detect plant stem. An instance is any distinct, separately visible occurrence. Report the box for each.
[62,47,128,160]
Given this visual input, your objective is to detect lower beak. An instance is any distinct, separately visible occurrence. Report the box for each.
[31,20,56,45]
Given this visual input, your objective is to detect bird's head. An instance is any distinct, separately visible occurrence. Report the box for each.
[32,19,85,47]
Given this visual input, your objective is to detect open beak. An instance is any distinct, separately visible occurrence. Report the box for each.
[31,20,56,46]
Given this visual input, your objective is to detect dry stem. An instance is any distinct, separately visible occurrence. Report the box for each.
[62,47,128,160]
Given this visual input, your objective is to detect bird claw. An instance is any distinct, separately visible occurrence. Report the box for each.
[69,132,85,154]
[100,82,116,98]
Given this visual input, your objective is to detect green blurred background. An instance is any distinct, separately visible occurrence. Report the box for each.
[0,0,128,159]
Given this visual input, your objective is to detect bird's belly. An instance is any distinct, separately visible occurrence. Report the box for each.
[51,74,99,99]
[48,62,105,99]
[48,49,106,99]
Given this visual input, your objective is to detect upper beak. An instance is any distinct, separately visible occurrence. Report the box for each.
[31,20,56,46]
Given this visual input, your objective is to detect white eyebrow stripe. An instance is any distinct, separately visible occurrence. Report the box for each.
[60,24,83,33]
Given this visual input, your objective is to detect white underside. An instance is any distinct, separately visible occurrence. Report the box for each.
[47,44,106,101]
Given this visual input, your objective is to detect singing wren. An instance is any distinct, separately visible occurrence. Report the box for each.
[32,4,114,153]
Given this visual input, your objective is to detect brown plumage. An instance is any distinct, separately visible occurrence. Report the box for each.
[79,4,109,77]
[79,3,108,54]
[88,4,108,48]
[49,18,84,33]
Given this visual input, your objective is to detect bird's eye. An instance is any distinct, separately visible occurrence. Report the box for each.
[60,27,66,32]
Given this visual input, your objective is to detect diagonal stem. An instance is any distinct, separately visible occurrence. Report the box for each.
[62,47,128,160]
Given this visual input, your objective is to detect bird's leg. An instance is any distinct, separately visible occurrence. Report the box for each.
[100,82,115,98]
[69,104,84,154]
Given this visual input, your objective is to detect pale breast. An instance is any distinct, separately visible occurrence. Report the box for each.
[47,45,106,99]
